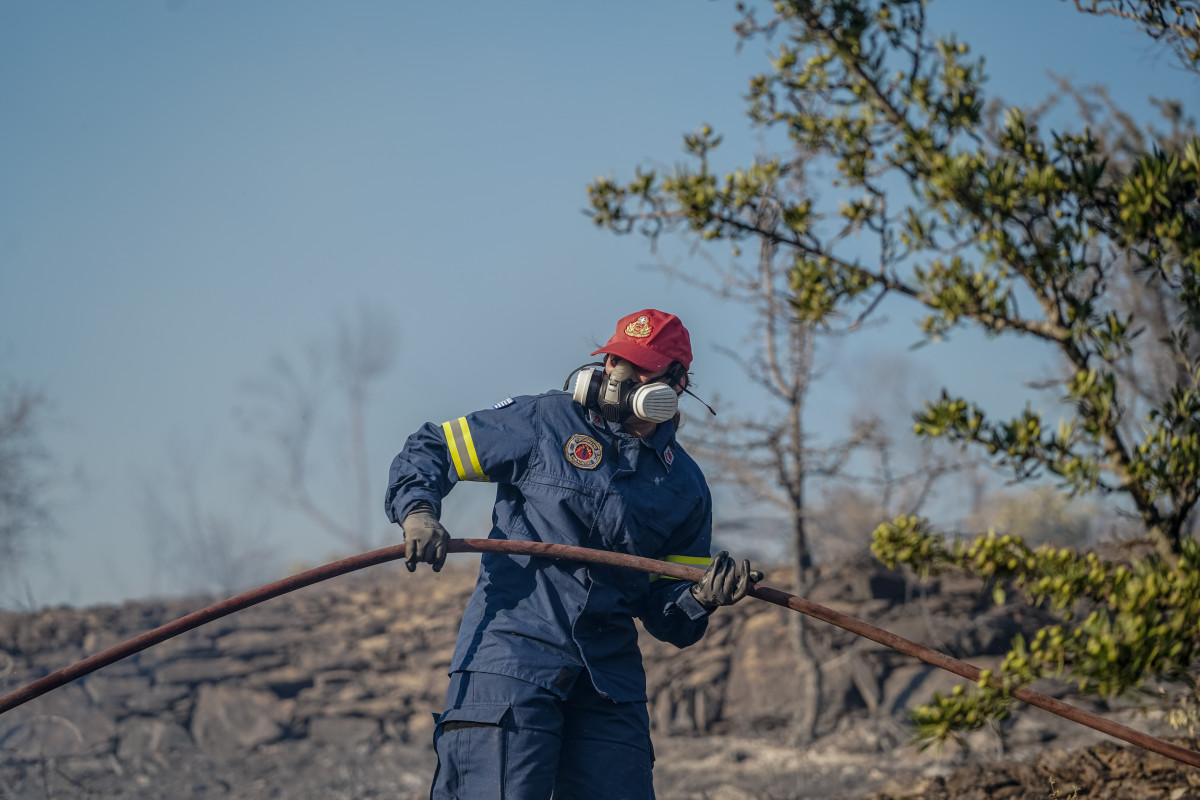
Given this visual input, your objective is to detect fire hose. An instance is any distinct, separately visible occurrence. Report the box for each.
[2,537,1199,769]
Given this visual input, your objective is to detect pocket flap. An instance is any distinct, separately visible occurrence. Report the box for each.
[436,703,511,727]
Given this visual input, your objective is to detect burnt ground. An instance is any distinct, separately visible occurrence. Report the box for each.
[3,559,1198,799]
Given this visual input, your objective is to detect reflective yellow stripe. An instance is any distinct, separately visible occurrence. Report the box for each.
[441,417,489,482]
[666,555,714,567]
[458,417,489,482]
[442,420,468,480]
[650,554,713,582]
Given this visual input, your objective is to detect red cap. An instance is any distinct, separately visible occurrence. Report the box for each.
[591,309,693,371]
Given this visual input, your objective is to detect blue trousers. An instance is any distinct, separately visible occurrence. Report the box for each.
[430,670,655,800]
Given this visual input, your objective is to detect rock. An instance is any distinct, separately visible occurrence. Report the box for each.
[159,655,269,685]
[721,607,806,732]
[0,684,117,759]
[190,684,288,755]
[244,665,314,697]
[214,629,291,659]
[306,715,381,747]
[122,681,191,714]
[52,754,127,784]
[116,717,196,761]
[81,673,153,712]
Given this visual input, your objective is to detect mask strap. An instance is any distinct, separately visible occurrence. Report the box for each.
[562,362,606,391]
[665,362,717,416]
[684,386,717,416]
[663,362,687,389]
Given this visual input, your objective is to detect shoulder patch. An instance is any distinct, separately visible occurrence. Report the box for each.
[565,433,603,470]
[492,397,515,409]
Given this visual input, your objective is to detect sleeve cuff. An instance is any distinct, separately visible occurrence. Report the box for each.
[390,495,441,524]
[676,583,713,620]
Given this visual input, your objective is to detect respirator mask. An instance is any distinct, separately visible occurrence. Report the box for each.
[566,360,683,424]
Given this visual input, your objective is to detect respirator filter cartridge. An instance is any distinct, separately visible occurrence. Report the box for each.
[570,367,679,424]
[628,382,678,423]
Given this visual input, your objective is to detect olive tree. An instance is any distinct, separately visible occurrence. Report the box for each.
[589,0,1200,744]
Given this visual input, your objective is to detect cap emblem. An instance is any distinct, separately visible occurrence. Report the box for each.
[624,315,653,338]
[565,434,603,470]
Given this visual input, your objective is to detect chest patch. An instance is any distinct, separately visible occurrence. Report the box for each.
[565,434,603,470]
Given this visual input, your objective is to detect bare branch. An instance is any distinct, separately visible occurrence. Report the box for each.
[0,384,52,583]
[1072,0,1200,71]
[236,305,398,554]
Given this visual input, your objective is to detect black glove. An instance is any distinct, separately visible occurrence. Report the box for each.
[401,508,449,572]
[690,551,762,609]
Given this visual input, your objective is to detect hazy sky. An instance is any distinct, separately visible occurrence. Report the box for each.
[2,1,1195,608]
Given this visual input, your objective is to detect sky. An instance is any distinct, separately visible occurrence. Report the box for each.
[2,0,1195,609]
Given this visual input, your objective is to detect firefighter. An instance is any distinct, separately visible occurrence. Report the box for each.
[385,308,759,800]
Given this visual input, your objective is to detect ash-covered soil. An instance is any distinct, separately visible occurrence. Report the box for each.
[2,556,1194,799]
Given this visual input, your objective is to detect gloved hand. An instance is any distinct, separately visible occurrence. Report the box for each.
[402,508,449,573]
[690,551,762,609]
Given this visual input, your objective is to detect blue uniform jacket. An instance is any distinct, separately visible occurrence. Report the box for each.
[385,390,713,703]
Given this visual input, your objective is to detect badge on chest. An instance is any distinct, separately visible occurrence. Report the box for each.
[565,434,603,470]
